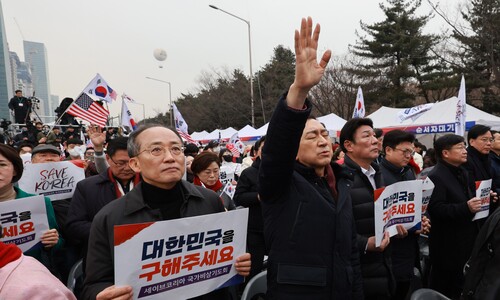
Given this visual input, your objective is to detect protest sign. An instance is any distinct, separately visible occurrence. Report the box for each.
[17,161,85,201]
[473,179,492,221]
[0,195,49,252]
[114,209,248,299]
[374,180,423,247]
[421,177,434,215]
[219,164,241,186]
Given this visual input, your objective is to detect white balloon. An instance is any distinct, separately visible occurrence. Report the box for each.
[153,48,167,61]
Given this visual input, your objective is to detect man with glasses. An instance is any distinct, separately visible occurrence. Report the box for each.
[427,134,482,298]
[82,124,250,300]
[66,137,140,280]
[379,130,430,299]
[464,124,498,213]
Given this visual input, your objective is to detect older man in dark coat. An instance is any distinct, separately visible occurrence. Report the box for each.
[258,17,362,300]
[427,134,482,299]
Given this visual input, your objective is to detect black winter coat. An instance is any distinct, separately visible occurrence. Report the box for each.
[259,95,363,300]
[343,155,395,298]
[379,158,419,282]
[427,161,479,272]
[234,157,263,233]
[81,181,227,300]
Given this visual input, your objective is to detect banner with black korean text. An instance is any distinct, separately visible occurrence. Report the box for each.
[114,208,248,299]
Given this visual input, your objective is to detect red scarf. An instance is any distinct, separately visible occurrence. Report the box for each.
[107,168,142,198]
[325,164,338,200]
[0,242,22,268]
[193,176,223,192]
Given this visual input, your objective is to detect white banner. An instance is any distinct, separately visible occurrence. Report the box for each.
[114,209,248,300]
[473,179,491,221]
[0,195,49,252]
[397,103,434,123]
[374,180,423,247]
[18,161,85,201]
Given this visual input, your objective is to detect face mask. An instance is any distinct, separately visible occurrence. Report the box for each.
[212,146,220,153]
[223,155,233,162]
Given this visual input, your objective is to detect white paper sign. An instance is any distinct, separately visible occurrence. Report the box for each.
[114,209,249,300]
[473,179,492,221]
[0,195,49,252]
[421,177,434,214]
[18,161,85,201]
[374,180,423,247]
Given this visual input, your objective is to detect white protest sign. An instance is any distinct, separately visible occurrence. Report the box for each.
[473,179,491,221]
[20,153,32,167]
[374,180,423,247]
[219,163,241,186]
[114,209,248,300]
[421,177,434,215]
[0,195,49,252]
[18,161,85,201]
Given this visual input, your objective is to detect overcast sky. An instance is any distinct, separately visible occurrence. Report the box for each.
[1,0,460,124]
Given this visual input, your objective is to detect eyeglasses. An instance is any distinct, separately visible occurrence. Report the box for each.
[450,145,467,151]
[478,137,494,143]
[138,145,185,157]
[394,148,415,156]
[109,156,130,168]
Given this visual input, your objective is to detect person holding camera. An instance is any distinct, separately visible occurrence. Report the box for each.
[8,90,30,124]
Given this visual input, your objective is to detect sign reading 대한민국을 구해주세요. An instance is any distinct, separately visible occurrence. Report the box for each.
[374,180,425,247]
[17,161,85,201]
[473,179,492,221]
[114,208,248,300]
[0,195,49,252]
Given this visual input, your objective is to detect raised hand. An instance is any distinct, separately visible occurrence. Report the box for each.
[88,124,106,151]
[287,16,332,108]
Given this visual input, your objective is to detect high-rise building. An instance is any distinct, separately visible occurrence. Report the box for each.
[50,94,59,121]
[24,40,51,121]
[0,0,13,120]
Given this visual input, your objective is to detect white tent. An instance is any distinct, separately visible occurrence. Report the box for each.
[367,97,500,131]
[255,123,269,137]
[201,127,237,142]
[238,124,257,137]
[191,130,208,141]
[317,113,347,130]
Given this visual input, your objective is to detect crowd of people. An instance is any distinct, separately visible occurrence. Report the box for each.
[1,17,500,300]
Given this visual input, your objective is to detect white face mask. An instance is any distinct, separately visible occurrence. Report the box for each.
[69,145,86,159]
[213,146,220,153]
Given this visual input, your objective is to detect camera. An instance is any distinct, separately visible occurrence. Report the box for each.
[0,119,11,131]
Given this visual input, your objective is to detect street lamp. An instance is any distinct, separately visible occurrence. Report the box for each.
[209,4,256,127]
[145,76,173,127]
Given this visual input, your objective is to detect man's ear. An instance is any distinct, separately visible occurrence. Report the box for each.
[129,157,141,173]
[344,140,354,153]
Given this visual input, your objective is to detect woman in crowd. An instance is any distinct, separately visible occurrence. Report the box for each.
[191,151,235,210]
[0,144,62,263]
[218,147,242,185]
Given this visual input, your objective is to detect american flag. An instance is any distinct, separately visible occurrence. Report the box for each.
[177,129,196,144]
[67,93,109,127]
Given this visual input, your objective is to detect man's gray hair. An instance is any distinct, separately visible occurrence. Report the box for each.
[127,124,182,157]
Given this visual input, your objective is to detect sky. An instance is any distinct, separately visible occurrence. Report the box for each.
[1,0,460,126]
